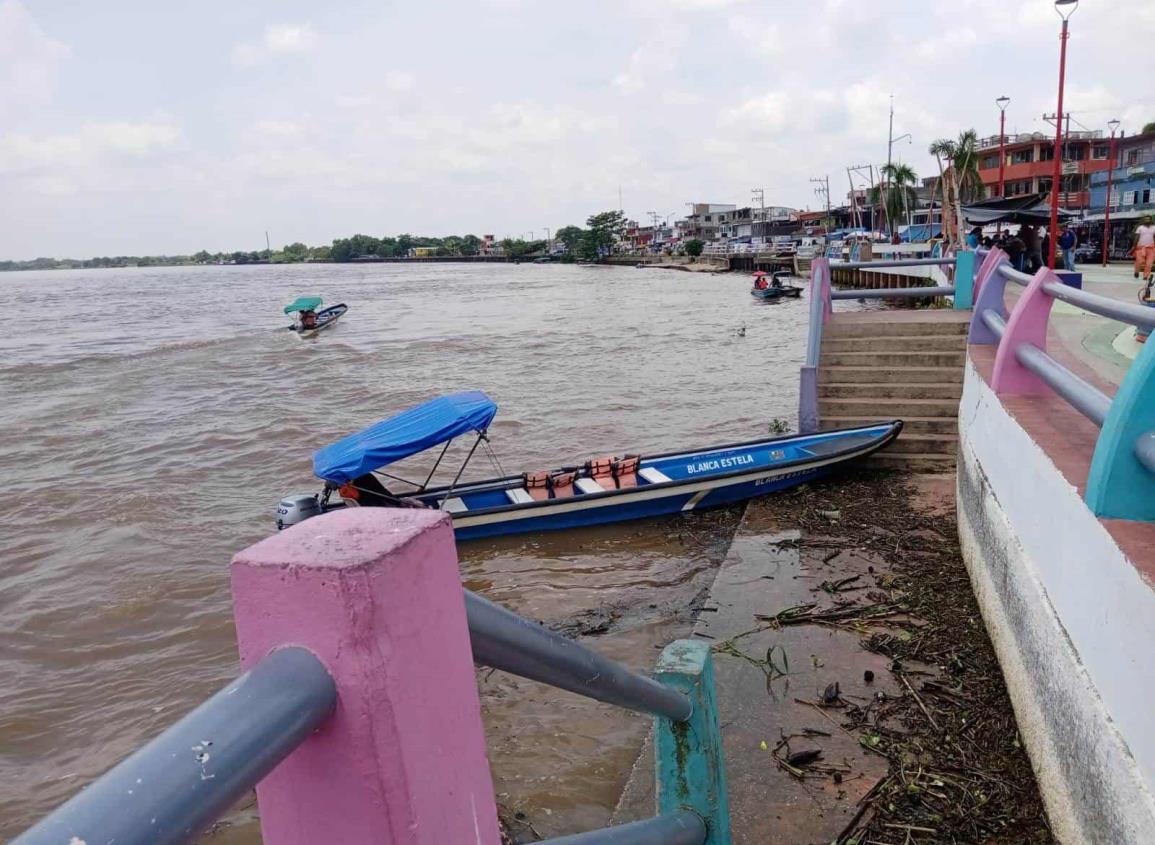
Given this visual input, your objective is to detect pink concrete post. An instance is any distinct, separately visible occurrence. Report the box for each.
[810,258,833,323]
[231,508,501,845]
[991,267,1059,395]
[972,246,1007,298]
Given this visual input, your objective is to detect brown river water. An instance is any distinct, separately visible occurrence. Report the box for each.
[0,262,819,840]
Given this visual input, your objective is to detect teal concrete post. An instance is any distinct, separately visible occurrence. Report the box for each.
[954,250,976,310]
[654,640,730,845]
[1086,337,1155,520]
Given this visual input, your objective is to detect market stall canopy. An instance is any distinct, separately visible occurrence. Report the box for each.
[284,296,323,314]
[962,193,1079,226]
[313,391,499,483]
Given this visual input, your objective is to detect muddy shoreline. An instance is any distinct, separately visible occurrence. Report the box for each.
[756,471,1052,843]
[605,469,1052,845]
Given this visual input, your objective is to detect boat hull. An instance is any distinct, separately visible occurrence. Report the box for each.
[751,287,802,300]
[296,303,348,339]
[419,422,901,540]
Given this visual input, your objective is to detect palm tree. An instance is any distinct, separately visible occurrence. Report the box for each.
[929,130,983,203]
[929,130,983,246]
[868,163,919,235]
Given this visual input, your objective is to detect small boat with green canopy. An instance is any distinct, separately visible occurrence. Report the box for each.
[284,296,348,339]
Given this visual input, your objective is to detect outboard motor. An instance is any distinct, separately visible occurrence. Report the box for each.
[276,493,322,530]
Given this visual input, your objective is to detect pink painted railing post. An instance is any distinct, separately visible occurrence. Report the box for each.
[990,267,1059,395]
[230,508,501,845]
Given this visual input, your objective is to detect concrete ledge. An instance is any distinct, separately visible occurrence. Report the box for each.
[957,355,1155,842]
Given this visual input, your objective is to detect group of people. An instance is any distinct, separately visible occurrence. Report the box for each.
[967,223,1081,273]
[962,215,1155,283]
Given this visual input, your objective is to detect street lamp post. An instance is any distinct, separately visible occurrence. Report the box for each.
[996,96,1010,198]
[996,95,1010,234]
[1049,0,1078,269]
[1103,118,1121,266]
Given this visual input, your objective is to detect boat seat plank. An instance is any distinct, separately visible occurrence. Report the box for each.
[505,488,535,505]
[442,497,469,514]
[574,478,605,495]
[639,467,672,484]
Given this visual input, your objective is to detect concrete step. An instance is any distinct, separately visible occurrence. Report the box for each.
[821,350,966,368]
[818,365,964,385]
[818,397,960,418]
[821,415,958,436]
[824,319,970,339]
[819,381,963,400]
[821,334,967,353]
[885,433,959,454]
[864,452,956,472]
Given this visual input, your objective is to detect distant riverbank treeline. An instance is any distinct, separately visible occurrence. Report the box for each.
[0,211,629,272]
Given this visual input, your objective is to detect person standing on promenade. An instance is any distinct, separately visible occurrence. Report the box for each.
[1021,224,1043,272]
[1058,225,1078,272]
[1134,216,1155,282]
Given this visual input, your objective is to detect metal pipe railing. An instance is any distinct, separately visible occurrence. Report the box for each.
[998,264,1035,287]
[830,257,954,270]
[831,285,955,300]
[11,647,335,845]
[1015,344,1112,427]
[983,309,1007,338]
[1042,281,1155,329]
[1135,432,1155,476]
[465,591,693,722]
[540,811,707,845]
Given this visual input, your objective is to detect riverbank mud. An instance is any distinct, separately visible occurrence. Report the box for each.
[613,470,1052,845]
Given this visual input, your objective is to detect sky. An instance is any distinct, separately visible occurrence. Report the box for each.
[1,0,1153,260]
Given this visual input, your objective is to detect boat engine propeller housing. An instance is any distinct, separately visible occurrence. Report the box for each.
[276,493,322,530]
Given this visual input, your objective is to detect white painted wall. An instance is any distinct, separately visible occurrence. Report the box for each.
[958,356,1155,842]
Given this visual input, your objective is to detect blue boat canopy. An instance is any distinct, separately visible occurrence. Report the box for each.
[313,391,498,483]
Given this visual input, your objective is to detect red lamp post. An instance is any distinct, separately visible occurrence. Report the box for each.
[1049,0,1078,269]
[996,96,1010,199]
[1102,119,1121,266]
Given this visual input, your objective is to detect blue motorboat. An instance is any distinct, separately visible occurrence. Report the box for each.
[751,271,802,300]
[277,391,902,541]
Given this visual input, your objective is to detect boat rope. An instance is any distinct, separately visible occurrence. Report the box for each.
[482,437,506,478]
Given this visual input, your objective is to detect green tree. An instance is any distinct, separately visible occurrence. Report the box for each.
[555,225,585,253]
[1143,121,1155,135]
[685,238,704,257]
[460,235,482,256]
[585,210,627,256]
[500,238,546,258]
[282,242,309,262]
[868,163,920,234]
[192,250,213,264]
[309,245,331,261]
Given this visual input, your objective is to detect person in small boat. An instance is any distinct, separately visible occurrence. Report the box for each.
[754,273,769,290]
[770,274,784,288]
[299,309,318,330]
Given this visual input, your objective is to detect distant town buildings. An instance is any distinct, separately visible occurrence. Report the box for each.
[977,129,1112,212]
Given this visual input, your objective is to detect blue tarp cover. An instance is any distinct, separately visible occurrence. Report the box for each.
[313,391,498,482]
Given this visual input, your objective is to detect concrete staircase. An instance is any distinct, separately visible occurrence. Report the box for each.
[817,312,969,472]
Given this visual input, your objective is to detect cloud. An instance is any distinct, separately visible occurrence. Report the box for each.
[914,28,977,60]
[0,120,182,178]
[383,70,416,92]
[727,13,780,55]
[612,26,686,93]
[0,0,69,120]
[232,23,317,66]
